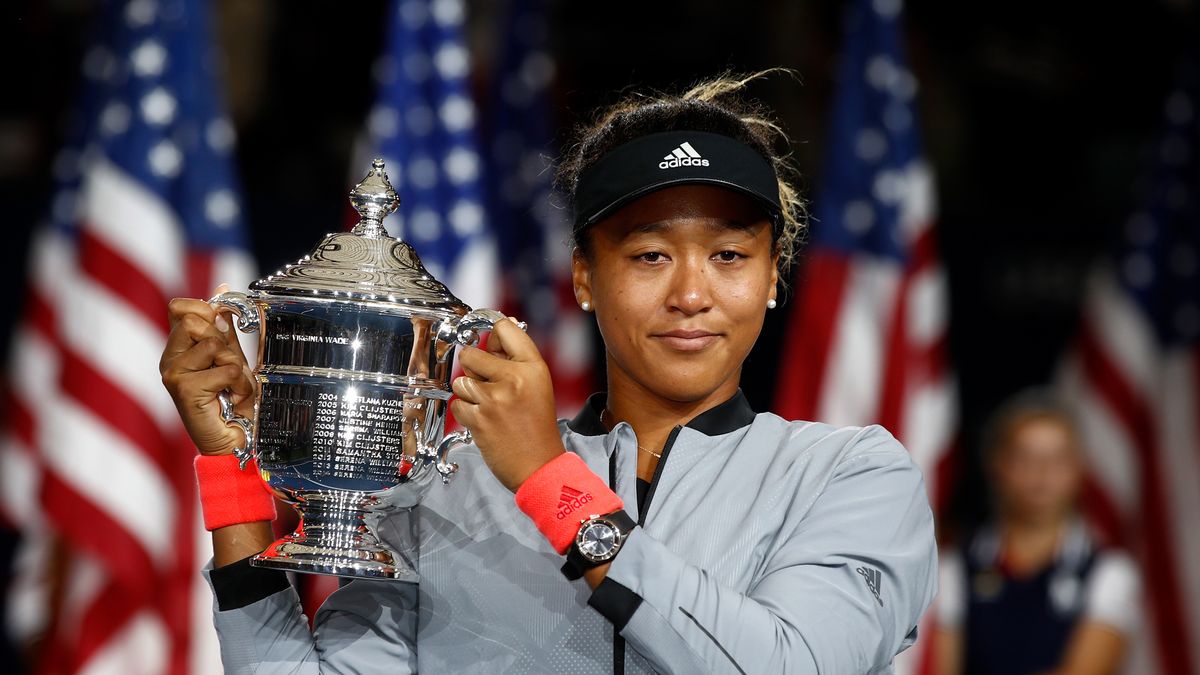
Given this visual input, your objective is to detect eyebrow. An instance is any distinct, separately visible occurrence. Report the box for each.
[625,219,753,237]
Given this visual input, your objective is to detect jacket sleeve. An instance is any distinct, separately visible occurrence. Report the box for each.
[588,425,938,674]
[203,566,419,674]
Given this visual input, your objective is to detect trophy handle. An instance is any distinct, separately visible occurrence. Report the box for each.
[209,291,261,470]
[431,429,472,484]
[435,308,526,347]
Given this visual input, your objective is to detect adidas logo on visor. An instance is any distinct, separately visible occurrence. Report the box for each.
[659,141,710,169]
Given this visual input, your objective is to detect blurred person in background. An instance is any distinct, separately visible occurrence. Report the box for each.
[934,390,1141,675]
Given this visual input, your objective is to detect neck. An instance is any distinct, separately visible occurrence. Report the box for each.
[999,513,1069,572]
[602,354,742,457]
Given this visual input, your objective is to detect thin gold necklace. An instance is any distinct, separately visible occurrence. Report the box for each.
[601,408,662,459]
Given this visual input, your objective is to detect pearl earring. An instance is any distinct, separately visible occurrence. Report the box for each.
[767,298,777,309]
[581,300,592,312]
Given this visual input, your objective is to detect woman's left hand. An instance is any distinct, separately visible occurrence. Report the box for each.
[450,318,566,492]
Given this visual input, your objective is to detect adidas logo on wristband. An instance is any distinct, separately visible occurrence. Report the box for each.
[556,485,594,520]
[659,141,710,169]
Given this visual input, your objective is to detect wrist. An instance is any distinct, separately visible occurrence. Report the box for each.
[513,452,623,554]
[194,454,276,531]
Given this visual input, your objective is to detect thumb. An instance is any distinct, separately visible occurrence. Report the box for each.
[488,317,538,363]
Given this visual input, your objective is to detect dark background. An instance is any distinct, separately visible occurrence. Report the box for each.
[1,0,1195,532]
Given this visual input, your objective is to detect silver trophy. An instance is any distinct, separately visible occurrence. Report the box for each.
[210,159,508,581]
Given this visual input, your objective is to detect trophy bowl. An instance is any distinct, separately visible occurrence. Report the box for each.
[209,159,509,581]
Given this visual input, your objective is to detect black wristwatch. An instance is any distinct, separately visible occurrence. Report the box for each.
[562,509,637,580]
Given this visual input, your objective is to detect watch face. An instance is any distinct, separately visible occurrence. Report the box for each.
[577,519,620,562]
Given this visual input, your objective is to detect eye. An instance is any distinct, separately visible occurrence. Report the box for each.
[636,251,667,263]
[714,250,744,262]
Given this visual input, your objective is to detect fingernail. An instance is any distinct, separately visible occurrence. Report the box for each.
[215,314,230,333]
[213,282,230,295]
[507,316,521,325]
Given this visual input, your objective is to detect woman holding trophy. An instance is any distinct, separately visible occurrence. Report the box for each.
[160,73,937,674]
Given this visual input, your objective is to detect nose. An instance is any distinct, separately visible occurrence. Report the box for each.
[666,256,713,316]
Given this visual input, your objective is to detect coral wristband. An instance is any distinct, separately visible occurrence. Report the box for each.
[514,452,623,554]
[194,454,276,531]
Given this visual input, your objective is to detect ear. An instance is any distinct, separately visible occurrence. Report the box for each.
[769,250,781,303]
[572,247,593,308]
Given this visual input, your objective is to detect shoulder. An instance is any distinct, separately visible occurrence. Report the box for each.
[1082,548,1142,635]
[749,413,918,478]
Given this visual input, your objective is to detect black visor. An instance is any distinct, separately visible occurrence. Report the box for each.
[572,130,783,236]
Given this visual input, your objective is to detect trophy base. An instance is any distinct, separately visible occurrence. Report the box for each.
[250,492,419,582]
[252,536,418,582]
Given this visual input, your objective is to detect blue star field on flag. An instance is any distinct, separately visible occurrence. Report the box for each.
[367,0,489,285]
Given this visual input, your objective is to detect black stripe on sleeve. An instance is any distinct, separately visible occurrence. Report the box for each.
[588,577,644,632]
[210,555,292,611]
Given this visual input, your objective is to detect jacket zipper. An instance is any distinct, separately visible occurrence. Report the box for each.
[612,424,683,674]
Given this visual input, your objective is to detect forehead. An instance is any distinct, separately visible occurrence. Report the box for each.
[594,184,772,238]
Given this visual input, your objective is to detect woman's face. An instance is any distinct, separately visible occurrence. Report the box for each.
[573,184,779,404]
[992,415,1083,524]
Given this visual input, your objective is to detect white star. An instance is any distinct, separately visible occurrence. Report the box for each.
[443,147,480,184]
[410,208,441,241]
[141,87,177,126]
[206,117,236,152]
[399,0,428,28]
[431,0,465,26]
[409,156,439,189]
[205,189,240,227]
[520,51,555,90]
[125,0,157,27]
[448,200,483,236]
[131,39,168,77]
[403,52,431,82]
[434,43,469,80]
[873,169,903,204]
[407,104,435,136]
[148,139,183,177]
[369,105,399,138]
[855,128,888,162]
[100,101,131,136]
[872,0,903,19]
[844,200,876,234]
[439,95,474,132]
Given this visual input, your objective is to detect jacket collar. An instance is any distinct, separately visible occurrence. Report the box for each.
[567,389,757,437]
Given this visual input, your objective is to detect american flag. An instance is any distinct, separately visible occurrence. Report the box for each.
[1056,48,1200,675]
[772,1,956,669]
[0,0,255,672]
[774,0,957,505]
[364,0,497,313]
[484,0,593,415]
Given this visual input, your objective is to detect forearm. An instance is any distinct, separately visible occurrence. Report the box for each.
[212,521,275,567]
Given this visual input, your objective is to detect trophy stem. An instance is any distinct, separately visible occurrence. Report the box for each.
[251,491,418,582]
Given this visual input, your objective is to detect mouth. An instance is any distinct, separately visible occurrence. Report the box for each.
[651,329,722,351]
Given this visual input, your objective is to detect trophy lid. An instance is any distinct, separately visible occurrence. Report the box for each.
[250,159,470,315]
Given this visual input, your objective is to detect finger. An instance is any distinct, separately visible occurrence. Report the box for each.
[458,345,509,381]
[170,364,248,401]
[483,331,508,359]
[488,318,540,363]
[167,297,216,330]
[451,374,490,404]
[161,311,227,366]
[449,398,477,429]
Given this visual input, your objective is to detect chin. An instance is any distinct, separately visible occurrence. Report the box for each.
[638,366,739,403]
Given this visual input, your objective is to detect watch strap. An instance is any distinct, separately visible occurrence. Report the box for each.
[561,509,636,581]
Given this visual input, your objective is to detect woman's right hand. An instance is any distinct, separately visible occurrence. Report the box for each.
[159,293,256,456]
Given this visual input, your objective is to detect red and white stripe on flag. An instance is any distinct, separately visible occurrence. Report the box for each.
[0,0,258,671]
[1057,269,1200,675]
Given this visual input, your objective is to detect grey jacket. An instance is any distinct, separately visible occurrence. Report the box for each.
[205,391,937,674]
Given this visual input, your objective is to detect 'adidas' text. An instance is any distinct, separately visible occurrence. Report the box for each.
[556,486,594,520]
[659,141,710,169]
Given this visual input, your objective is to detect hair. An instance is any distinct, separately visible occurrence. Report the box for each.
[555,69,808,275]
[980,388,1081,462]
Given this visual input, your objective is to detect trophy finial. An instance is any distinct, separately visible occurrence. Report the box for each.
[349,158,400,237]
